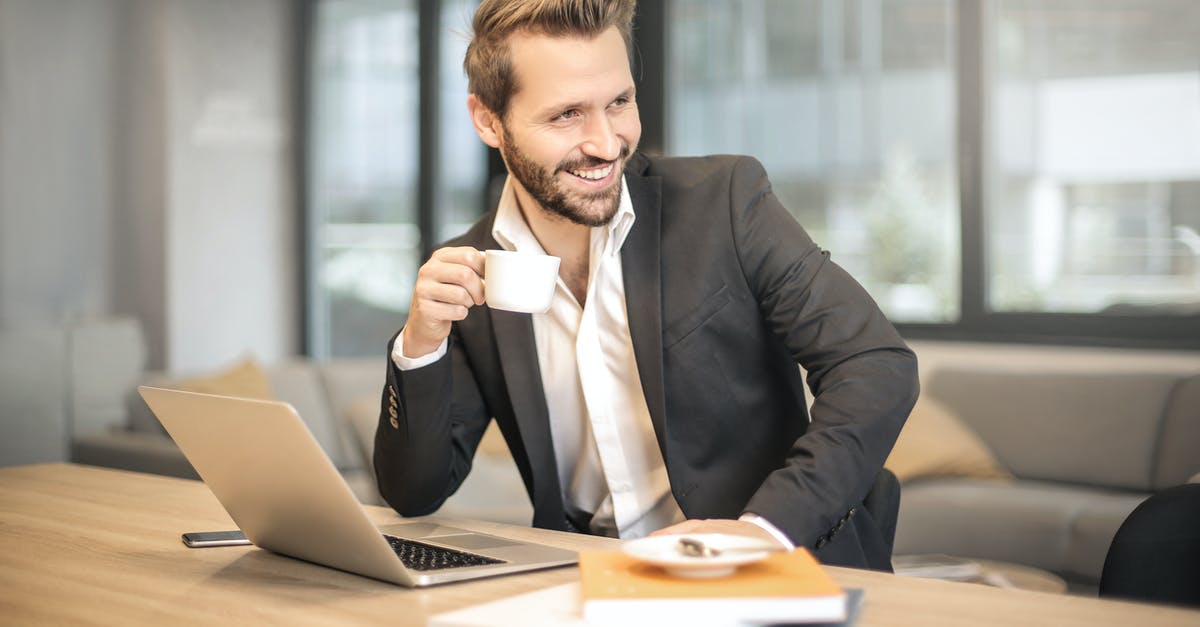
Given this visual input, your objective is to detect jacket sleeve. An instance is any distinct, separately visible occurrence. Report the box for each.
[728,156,920,547]
[373,326,490,516]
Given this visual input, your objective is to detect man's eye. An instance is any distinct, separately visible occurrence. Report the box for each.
[554,109,580,121]
[611,97,630,107]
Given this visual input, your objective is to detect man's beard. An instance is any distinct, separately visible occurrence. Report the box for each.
[500,125,631,228]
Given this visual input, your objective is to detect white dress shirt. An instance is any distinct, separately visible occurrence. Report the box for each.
[393,176,793,546]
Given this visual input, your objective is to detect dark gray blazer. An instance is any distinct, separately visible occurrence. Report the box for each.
[374,153,919,570]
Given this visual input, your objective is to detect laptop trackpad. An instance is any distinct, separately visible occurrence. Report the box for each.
[435,533,520,550]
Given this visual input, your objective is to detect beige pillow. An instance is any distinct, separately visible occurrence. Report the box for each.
[345,396,380,463]
[476,421,511,459]
[175,355,274,400]
[885,396,1011,483]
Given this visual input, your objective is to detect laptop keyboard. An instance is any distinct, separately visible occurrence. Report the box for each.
[383,535,505,571]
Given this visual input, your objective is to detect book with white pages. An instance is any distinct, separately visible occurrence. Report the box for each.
[428,581,865,627]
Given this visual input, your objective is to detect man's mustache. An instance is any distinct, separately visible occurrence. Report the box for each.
[555,143,632,174]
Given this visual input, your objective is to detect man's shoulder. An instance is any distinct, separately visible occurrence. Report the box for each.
[630,152,767,186]
[441,211,499,249]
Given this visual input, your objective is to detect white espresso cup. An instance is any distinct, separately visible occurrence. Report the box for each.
[483,249,561,314]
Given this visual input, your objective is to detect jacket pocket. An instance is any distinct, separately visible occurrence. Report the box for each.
[663,284,731,349]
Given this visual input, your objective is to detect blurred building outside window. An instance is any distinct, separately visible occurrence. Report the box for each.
[988,0,1200,315]
[669,0,961,323]
[306,0,1200,356]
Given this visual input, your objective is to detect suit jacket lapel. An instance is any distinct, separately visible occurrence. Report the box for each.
[622,167,669,460]
[490,308,564,526]
[475,218,564,526]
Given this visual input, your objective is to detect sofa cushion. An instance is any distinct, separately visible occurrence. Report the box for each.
[1154,374,1200,489]
[318,358,386,424]
[885,396,1011,483]
[173,355,273,400]
[1065,493,1149,582]
[895,478,1145,583]
[345,396,380,481]
[73,431,199,480]
[0,327,69,465]
[69,318,146,435]
[267,361,354,470]
[127,356,273,435]
[128,358,356,471]
[925,369,1182,491]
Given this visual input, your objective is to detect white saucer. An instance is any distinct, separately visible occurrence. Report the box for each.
[621,533,773,578]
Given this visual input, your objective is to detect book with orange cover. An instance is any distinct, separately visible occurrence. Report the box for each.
[579,548,847,625]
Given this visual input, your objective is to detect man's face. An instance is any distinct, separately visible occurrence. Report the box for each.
[495,27,641,227]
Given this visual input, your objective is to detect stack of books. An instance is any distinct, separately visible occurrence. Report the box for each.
[580,548,849,626]
[430,546,860,627]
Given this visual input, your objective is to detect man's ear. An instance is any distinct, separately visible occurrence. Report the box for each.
[467,94,502,149]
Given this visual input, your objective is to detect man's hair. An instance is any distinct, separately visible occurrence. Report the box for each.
[465,0,637,120]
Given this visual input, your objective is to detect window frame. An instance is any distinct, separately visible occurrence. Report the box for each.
[301,0,1200,356]
[638,0,1200,350]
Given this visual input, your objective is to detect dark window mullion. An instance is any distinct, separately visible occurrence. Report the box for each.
[957,0,987,329]
[418,0,440,262]
[298,0,315,357]
[632,0,666,156]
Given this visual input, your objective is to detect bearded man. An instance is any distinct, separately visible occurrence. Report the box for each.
[374,0,919,571]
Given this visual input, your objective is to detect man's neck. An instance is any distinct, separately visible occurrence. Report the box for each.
[514,191,591,305]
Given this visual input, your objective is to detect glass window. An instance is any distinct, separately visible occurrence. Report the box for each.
[436,0,487,244]
[668,0,960,323]
[307,0,486,358]
[987,0,1200,315]
[308,0,419,358]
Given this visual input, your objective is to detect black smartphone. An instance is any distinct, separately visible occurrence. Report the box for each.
[181,530,251,548]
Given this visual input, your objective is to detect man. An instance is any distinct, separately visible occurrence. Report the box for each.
[375,0,919,570]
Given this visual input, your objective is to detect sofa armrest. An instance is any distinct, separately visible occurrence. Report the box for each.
[72,431,199,480]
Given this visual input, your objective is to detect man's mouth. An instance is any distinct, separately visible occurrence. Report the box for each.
[567,162,615,181]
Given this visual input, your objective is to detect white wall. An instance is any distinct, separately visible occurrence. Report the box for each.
[0,0,298,371]
[0,0,121,326]
[160,0,297,371]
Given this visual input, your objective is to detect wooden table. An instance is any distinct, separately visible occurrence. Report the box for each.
[2,464,1198,626]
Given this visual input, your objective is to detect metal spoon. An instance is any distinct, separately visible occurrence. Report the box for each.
[675,536,782,558]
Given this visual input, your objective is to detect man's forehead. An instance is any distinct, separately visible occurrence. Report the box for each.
[505,27,633,109]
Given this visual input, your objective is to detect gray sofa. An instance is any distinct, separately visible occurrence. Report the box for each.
[894,347,1200,589]
[72,356,386,503]
[11,320,1198,591]
[0,317,532,523]
[71,353,533,524]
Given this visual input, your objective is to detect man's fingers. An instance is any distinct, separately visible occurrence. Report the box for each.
[433,246,486,275]
[649,519,781,546]
[422,250,486,305]
[413,300,470,322]
[418,280,478,310]
[402,247,487,355]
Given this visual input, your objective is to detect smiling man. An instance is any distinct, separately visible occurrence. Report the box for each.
[375,0,919,570]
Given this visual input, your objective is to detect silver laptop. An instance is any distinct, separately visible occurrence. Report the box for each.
[139,385,577,587]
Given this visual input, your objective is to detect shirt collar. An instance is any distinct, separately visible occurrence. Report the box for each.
[491,175,636,258]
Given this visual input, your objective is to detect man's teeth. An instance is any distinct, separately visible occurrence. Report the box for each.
[569,163,613,180]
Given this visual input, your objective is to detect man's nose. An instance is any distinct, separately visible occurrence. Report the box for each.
[580,114,621,161]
